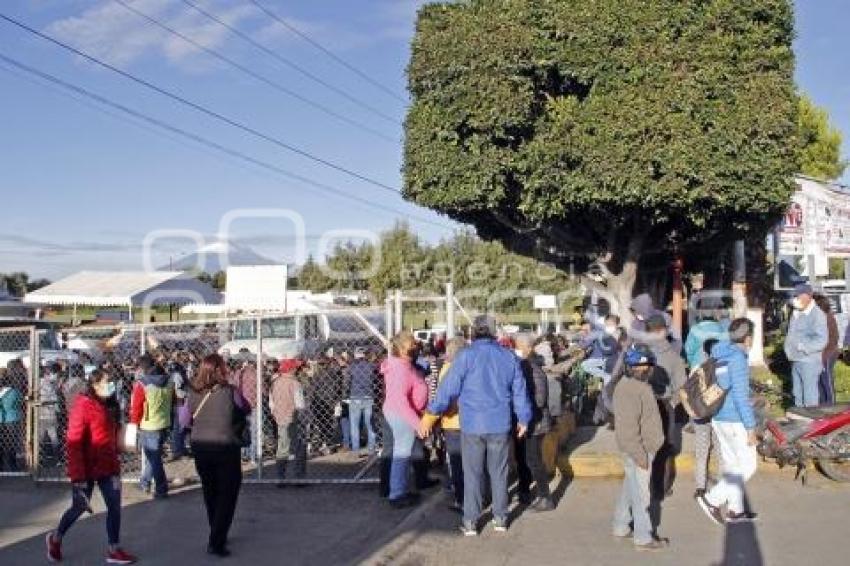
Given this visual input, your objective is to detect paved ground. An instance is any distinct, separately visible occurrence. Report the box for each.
[2,455,849,565]
[362,468,850,566]
[0,478,417,565]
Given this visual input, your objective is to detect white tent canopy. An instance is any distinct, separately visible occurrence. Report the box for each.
[24,271,220,312]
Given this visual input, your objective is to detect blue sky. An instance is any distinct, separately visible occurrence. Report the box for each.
[0,0,848,279]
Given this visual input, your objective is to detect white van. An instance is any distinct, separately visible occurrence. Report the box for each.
[218,310,385,360]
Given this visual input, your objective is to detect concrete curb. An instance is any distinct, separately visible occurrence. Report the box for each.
[351,489,445,566]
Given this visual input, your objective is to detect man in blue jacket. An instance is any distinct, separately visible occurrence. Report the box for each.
[783,283,828,407]
[697,318,758,525]
[421,315,532,536]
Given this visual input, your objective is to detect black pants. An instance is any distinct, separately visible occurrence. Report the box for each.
[379,416,393,498]
[444,430,464,505]
[193,446,242,552]
[516,434,550,498]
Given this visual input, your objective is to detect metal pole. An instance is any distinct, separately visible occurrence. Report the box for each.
[139,323,147,356]
[445,283,455,338]
[385,297,394,340]
[807,254,817,286]
[28,327,40,476]
[255,316,264,480]
[394,289,403,334]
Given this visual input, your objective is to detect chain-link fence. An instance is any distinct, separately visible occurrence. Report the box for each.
[0,326,38,476]
[14,309,388,486]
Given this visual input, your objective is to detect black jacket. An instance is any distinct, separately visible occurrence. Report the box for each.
[521,354,551,436]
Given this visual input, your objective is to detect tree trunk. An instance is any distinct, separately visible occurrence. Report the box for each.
[585,229,644,326]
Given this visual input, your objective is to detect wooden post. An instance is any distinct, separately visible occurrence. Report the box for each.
[671,255,684,341]
[732,240,747,318]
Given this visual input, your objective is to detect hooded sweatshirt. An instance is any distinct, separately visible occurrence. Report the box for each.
[130,371,173,431]
[630,294,680,346]
[381,356,428,430]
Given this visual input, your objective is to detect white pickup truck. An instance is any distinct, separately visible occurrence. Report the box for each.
[0,320,78,369]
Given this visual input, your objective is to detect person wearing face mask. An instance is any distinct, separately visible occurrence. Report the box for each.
[783,284,828,407]
[697,318,759,525]
[581,315,622,387]
[46,369,137,564]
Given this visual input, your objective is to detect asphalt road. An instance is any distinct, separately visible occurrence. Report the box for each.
[361,468,850,566]
[2,468,848,566]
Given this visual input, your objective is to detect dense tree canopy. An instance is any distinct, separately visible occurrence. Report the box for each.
[403,0,798,313]
[798,94,847,181]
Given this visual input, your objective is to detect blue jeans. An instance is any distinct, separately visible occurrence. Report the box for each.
[171,405,188,458]
[386,414,416,500]
[349,399,376,452]
[241,414,259,461]
[140,429,168,495]
[612,455,654,545]
[461,432,510,525]
[340,416,351,449]
[792,360,823,407]
[820,354,838,405]
[58,476,122,545]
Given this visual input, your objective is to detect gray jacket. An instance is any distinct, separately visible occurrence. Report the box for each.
[613,375,664,468]
[646,337,687,403]
[784,304,828,365]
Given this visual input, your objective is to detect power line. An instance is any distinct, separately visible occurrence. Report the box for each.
[0,12,399,194]
[109,0,396,143]
[248,0,407,105]
[179,0,400,126]
[0,52,454,232]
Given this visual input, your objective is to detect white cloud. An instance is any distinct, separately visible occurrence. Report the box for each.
[45,0,258,69]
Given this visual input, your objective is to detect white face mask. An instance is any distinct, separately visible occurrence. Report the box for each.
[514,349,524,358]
[604,326,617,336]
[792,297,804,310]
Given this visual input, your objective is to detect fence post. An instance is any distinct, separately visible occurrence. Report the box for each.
[446,283,455,338]
[28,327,41,477]
[255,316,264,481]
[394,289,403,334]
[384,296,394,340]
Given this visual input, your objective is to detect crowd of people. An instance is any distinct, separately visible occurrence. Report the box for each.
[0,281,841,561]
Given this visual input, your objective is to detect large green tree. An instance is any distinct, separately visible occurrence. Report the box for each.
[798,94,847,181]
[404,0,798,317]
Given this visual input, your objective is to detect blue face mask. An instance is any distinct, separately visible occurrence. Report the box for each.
[98,381,117,398]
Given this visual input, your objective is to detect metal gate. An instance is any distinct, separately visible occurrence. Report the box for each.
[18,309,388,485]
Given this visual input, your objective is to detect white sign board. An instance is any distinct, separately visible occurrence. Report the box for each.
[777,177,850,276]
[533,294,557,310]
[225,265,288,311]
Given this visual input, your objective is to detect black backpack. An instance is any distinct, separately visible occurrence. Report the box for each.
[679,358,728,420]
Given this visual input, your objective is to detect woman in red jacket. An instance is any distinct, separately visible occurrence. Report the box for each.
[45,369,136,565]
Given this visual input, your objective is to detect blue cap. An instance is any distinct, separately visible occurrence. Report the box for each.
[624,344,655,367]
[793,283,814,297]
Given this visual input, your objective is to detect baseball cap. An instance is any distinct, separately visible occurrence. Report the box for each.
[279,358,305,374]
[624,344,656,367]
[793,283,814,297]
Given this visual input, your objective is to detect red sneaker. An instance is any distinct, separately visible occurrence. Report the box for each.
[106,548,137,564]
[45,532,62,562]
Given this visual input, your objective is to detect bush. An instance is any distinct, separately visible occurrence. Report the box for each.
[834,361,850,403]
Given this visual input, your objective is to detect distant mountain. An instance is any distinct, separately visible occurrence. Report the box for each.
[163,241,278,273]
